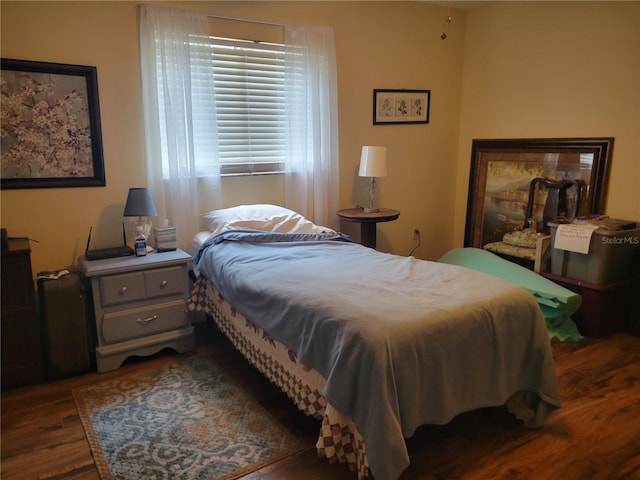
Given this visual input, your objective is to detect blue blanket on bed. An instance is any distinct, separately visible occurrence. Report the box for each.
[195,232,561,480]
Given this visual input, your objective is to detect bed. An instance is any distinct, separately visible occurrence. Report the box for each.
[188,204,564,480]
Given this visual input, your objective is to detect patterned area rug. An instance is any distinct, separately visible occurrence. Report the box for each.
[73,355,306,480]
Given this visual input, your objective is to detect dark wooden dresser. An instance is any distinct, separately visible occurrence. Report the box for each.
[1,239,44,389]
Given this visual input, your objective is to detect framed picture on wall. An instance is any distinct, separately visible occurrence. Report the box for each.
[464,137,613,249]
[373,89,430,125]
[0,58,106,189]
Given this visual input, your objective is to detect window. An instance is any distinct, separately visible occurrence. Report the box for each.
[156,35,286,177]
[140,4,339,231]
[212,37,287,176]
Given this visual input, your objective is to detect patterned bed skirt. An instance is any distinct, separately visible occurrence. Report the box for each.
[188,275,370,479]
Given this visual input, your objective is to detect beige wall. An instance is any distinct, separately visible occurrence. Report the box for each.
[1,1,465,276]
[1,1,638,279]
[455,1,640,244]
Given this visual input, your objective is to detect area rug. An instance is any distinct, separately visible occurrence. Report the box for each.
[73,355,306,480]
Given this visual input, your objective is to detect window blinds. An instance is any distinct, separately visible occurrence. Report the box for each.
[211,37,286,175]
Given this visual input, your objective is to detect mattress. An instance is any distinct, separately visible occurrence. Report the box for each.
[191,229,561,480]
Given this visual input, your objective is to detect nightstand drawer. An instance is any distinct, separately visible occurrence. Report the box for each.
[101,300,186,343]
[144,266,186,299]
[100,272,146,306]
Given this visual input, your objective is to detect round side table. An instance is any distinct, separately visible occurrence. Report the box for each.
[337,208,400,249]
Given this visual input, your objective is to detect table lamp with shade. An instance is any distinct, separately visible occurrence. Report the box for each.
[358,146,387,213]
[123,187,158,240]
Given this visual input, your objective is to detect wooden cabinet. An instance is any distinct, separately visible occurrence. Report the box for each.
[79,250,195,372]
[1,240,44,389]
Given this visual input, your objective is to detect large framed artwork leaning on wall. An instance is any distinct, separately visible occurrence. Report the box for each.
[464,137,613,249]
[0,58,106,189]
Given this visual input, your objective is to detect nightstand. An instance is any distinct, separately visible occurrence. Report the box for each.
[337,207,400,249]
[79,249,195,372]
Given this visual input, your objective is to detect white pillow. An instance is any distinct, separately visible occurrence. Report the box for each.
[203,204,293,230]
[202,204,335,236]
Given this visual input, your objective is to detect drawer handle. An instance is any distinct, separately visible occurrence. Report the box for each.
[120,286,128,295]
[160,280,168,288]
[136,314,158,325]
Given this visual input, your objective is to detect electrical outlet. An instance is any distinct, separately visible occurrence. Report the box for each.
[412,227,420,240]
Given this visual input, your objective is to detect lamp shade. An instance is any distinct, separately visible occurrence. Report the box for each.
[358,146,387,178]
[123,187,158,217]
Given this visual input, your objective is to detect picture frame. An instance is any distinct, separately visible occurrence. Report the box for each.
[373,89,430,125]
[1,58,106,189]
[464,137,613,248]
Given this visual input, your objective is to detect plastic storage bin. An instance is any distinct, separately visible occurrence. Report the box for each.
[542,272,632,337]
[549,222,640,284]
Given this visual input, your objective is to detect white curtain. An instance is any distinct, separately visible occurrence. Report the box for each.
[138,4,221,251]
[284,25,340,231]
[140,6,340,243]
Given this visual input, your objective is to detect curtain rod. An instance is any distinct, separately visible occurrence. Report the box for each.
[207,14,285,28]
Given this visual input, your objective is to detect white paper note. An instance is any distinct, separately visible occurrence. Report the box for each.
[553,224,599,254]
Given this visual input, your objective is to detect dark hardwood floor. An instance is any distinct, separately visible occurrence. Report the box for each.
[2,322,639,479]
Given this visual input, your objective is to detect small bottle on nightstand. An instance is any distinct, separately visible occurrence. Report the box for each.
[134,226,147,257]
